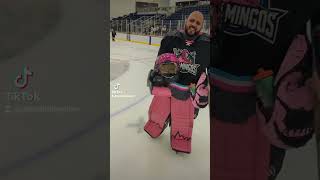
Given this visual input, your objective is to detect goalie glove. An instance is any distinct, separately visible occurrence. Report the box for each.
[191,72,209,109]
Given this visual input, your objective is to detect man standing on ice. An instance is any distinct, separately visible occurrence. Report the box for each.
[144,11,211,153]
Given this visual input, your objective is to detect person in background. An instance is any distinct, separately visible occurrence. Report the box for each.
[161,25,167,36]
[111,28,116,41]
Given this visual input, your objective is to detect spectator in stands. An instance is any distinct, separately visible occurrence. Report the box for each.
[149,26,153,35]
[161,25,167,36]
[152,26,157,35]
[156,26,161,36]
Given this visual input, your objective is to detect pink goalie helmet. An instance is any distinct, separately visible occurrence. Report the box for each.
[155,53,180,78]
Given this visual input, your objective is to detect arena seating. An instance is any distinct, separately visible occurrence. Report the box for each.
[111,4,210,33]
[165,5,209,21]
[112,4,209,21]
[112,12,156,21]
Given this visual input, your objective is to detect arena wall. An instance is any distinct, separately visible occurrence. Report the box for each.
[115,32,162,46]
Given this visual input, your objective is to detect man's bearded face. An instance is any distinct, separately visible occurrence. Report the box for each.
[185,13,203,36]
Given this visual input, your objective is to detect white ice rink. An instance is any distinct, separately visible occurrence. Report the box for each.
[110,38,319,180]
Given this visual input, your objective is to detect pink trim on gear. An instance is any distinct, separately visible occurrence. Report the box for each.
[151,87,172,97]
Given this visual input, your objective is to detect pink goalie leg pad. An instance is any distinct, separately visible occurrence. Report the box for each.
[170,97,194,153]
[144,96,171,138]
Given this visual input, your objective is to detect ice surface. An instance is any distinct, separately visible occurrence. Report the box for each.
[110,39,319,180]
[110,39,210,180]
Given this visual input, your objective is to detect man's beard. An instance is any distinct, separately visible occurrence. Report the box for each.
[185,25,200,37]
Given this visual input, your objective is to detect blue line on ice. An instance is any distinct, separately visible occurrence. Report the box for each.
[110,94,150,119]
